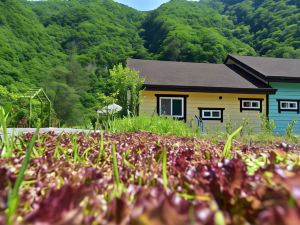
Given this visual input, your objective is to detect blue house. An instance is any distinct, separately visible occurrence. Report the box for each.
[226,55,300,134]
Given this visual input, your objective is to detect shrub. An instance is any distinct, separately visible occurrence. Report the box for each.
[225,116,235,134]
[240,118,253,136]
[285,118,298,142]
[260,113,276,135]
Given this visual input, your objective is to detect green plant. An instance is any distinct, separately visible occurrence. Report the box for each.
[222,126,243,159]
[112,143,121,194]
[189,117,201,135]
[285,118,298,142]
[162,146,168,189]
[260,113,276,135]
[225,116,235,134]
[0,106,12,158]
[244,153,268,175]
[240,117,253,136]
[122,149,135,169]
[72,135,80,163]
[7,126,40,225]
[109,64,144,117]
[204,125,212,136]
[97,131,105,162]
[214,210,226,225]
[106,115,197,137]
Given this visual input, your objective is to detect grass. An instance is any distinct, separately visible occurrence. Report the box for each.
[222,126,243,159]
[105,115,197,137]
[97,131,104,162]
[0,106,12,158]
[214,210,226,225]
[112,142,121,196]
[7,126,40,225]
[103,115,300,145]
[162,146,168,189]
[72,135,80,162]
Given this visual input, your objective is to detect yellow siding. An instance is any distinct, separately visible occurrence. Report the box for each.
[140,90,267,132]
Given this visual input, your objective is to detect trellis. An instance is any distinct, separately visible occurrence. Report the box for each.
[21,88,52,127]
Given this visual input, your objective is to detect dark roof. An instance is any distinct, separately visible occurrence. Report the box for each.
[228,55,300,81]
[128,59,275,94]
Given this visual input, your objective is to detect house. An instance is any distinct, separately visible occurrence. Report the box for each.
[226,55,300,134]
[128,59,276,132]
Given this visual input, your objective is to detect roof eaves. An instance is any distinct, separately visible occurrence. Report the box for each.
[267,76,300,83]
[143,84,277,94]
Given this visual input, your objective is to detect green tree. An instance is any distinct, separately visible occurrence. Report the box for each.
[52,83,85,126]
[108,65,144,117]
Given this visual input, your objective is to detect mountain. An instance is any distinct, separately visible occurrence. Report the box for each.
[29,0,148,67]
[141,0,256,63]
[27,0,149,125]
[0,0,64,89]
[209,0,300,58]
[0,0,299,126]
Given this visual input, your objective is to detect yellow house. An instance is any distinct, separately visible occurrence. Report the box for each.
[128,59,276,132]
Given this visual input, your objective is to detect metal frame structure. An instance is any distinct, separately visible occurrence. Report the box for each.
[22,88,52,127]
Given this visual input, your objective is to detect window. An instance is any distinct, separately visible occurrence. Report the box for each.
[202,110,221,119]
[242,100,260,109]
[239,98,263,112]
[155,94,188,121]
[198,108,225,122]
[280,101,297,110]
[159,97,183,117]
[277,99,300,113]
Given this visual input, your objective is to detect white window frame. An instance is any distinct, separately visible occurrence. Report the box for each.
[241,100,261,109]
[159,97,184,118]
[201,109,221,119]
[280,101,298,110]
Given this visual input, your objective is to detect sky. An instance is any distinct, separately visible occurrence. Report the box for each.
[114,0,170,11]
[114,0,200,11]
[29,0,198,11]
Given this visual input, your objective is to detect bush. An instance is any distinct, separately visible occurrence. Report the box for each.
[285,118,298,142]
[260,113,276,135]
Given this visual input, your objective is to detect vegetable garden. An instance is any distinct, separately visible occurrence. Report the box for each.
[1,126,300,225]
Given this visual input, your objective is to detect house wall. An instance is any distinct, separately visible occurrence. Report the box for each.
[269,82,300,134]
[140,90,267,132]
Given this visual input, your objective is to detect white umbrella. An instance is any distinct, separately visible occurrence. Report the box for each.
[97,103,122,114]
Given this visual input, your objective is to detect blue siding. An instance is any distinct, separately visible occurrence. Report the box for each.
[269,82,300,135]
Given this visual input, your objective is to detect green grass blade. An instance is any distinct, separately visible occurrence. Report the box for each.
[10,128,15,153]
[0,106,11,158]
[162,146,168,189]
[112,143,120,189]
[222,126,243,159]
[97,131,104,162]
[214,211,226,225]
[7,126,40,225]
[72,135,79,162]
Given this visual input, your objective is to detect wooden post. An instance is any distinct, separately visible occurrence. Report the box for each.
[29,98,32,128]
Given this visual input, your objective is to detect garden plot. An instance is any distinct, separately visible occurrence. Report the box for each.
[1,132,300,225]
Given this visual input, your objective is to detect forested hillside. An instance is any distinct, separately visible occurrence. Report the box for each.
[141,0,255,63]
[28,0,148,125]
[30,0,148,66]
[209,0,300,57]
[0,1,64,89]
[0,0,299,126]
